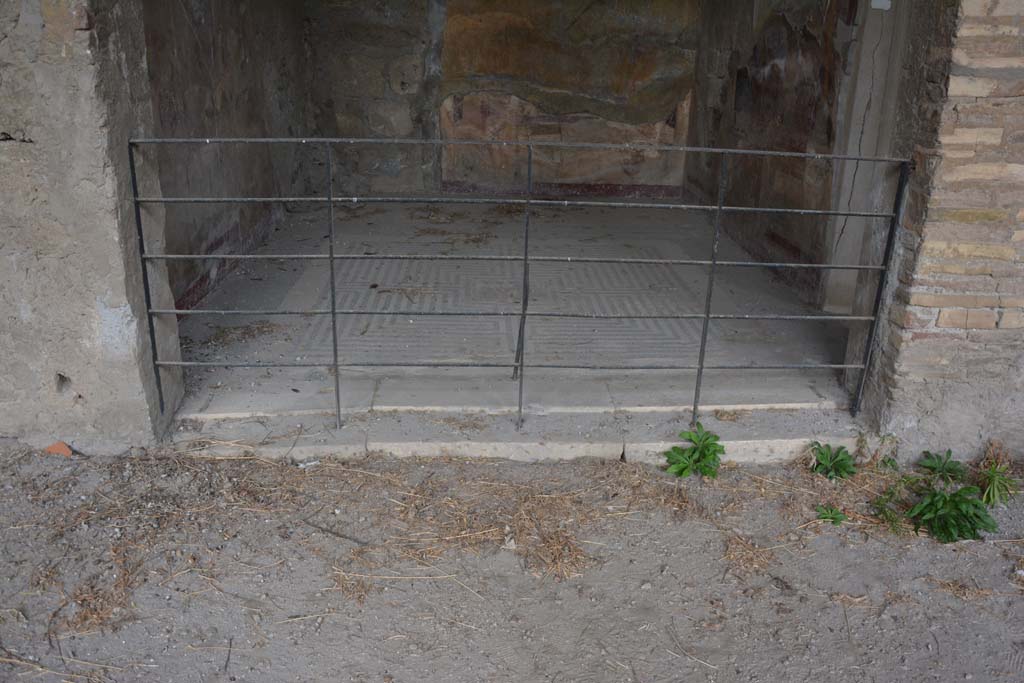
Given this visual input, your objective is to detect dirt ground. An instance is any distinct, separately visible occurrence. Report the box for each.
[1,441,1023,683]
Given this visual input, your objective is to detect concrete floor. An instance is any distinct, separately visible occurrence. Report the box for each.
[175,203,854,426]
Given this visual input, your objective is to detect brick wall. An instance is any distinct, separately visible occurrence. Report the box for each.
[877,0,1024,455]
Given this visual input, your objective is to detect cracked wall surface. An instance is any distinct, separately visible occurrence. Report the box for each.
[0,0,181,453]
[686,0,855,299]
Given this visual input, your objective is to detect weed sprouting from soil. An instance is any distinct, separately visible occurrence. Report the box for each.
[664,423,724,478]
[918,450,967,485]
[977,441,1019,507]
[816,505,848,526]
[810,442,856,480]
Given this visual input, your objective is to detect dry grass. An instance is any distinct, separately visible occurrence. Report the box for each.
[205,320,282,347]
[328,461,690,590]
[723,534,774,576]
[745,443,917,533]
[434,414,489,432]
[61,542,141,634]
[930,578,994,601]
[26,452,696,621]
[15,436,1004,633]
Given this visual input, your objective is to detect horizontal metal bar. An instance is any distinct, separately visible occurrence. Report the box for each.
[710,314,874,321]
[144,253,522,262]
[157,360,863,371]
[152,309,332,316]
[150,308,869,322]
[145,253,330,261]
[532,256,705,266]
[128,136,908,163]
[157,360,328,368]
[704,364,865,370]
[136,194,895,219]
[716,260,884,271]
[535,257,883,271]
[335,254,516,261]
[137,196,321,204]
[143,252,883,271]
[158,360,517,369]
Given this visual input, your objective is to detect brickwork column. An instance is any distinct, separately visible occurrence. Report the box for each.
[878,0,1024,454]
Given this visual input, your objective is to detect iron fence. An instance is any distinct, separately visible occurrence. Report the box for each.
[128,137,911,429]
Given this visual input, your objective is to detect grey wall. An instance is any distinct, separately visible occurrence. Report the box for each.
[0,0,182,453]
[140,0,313,306]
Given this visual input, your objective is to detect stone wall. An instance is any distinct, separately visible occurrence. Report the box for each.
[686,0,855,298]
[305,0,700,197]
[867,0,1024,456]
[438,0,699,196]
[303,0,443,194]
[0,0,181,452]
[140,0,312,306]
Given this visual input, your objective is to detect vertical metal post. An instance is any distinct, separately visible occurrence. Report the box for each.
[690,155,730,426]
[852,160,910,416]
[128,142,166,413]
[326,144,343,429]
[514,145,533,428]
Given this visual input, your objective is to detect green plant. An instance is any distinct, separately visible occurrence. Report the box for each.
[917,450,966,484]
[880,456,899,471]
[978,460,1017,507]
[870,475,924,534]
[664,422,724,478]
[810,442,856,480]
[907,485,997,543]
[816,505,847,526]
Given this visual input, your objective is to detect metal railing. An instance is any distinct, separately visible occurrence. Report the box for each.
[128,137,911,429]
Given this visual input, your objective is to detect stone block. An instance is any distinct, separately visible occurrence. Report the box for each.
[948,76,999,97]
[957,23,1020,37]
[891,304,935,329]
[933,308,1000,330]
[999,309,1024,328]
[928,207,1008,222]
[924,222,1013,244]
[967,309,1000,328]
[939,127,1004,145]
[922,241,1018,260]
[966,328,1024,344]
[915,274,999,292]
[910,292,1001,308]
[953,49,1024,69]
[962,0,1024,17]
[940,162,1024,184]
[936,308,966,328]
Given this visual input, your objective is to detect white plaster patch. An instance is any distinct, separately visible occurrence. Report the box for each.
[18,302,33,321]
[95,299,138,359]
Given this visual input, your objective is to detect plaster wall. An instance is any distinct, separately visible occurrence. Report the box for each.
[140,0,312,306]
[305,0,701,197]
[0,0,181,452]
[686,0,854,299]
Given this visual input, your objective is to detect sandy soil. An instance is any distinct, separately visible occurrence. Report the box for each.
[1,442,1022,682]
